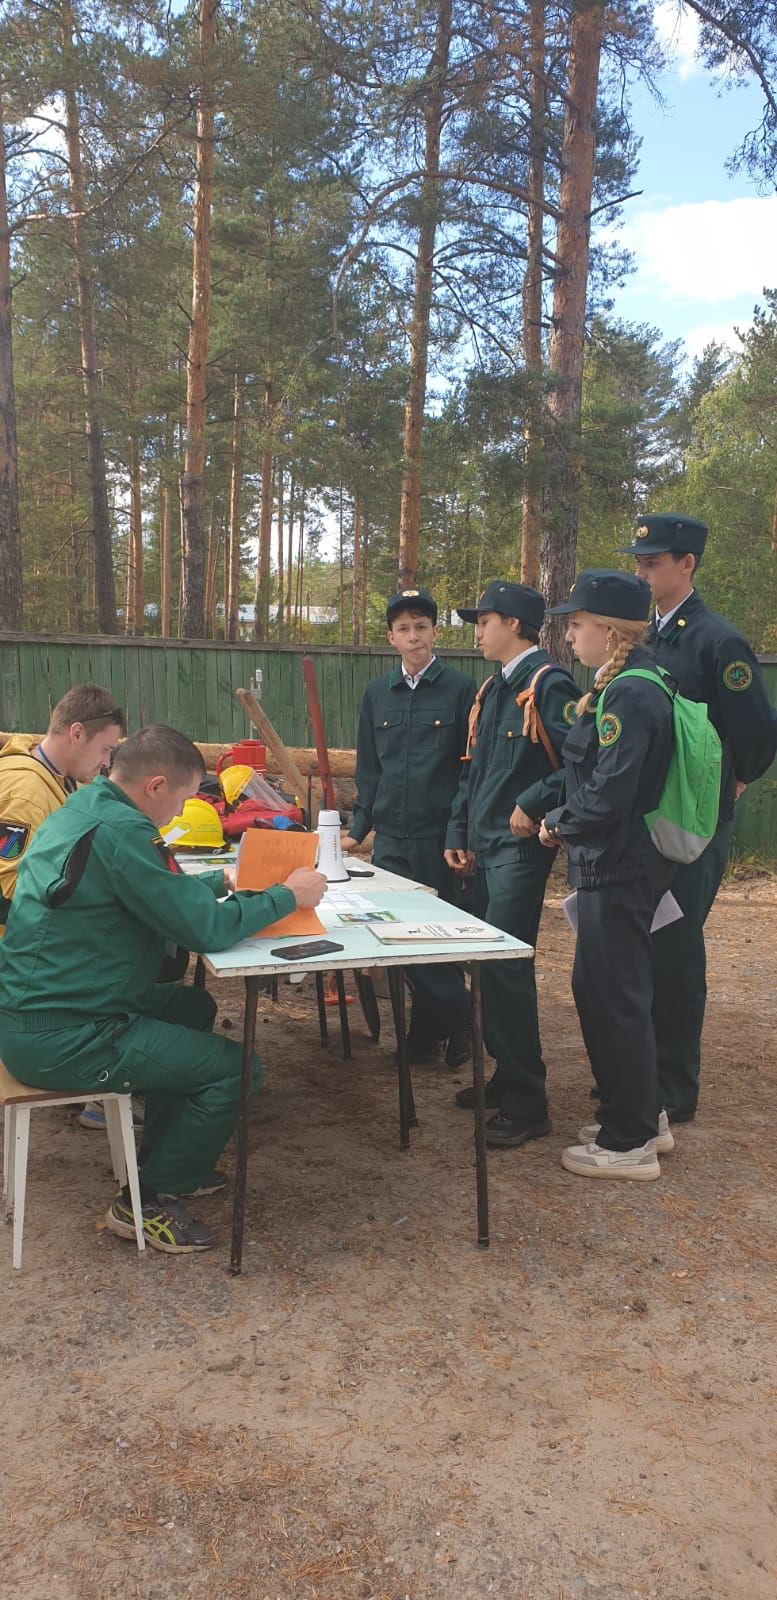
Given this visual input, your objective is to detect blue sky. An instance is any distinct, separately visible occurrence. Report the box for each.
[606,2,776,364]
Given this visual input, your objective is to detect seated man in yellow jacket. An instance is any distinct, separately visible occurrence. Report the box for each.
[0,682,125,930]
[0,724,326,1256]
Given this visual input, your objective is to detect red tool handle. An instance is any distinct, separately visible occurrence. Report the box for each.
[302,656,336,811]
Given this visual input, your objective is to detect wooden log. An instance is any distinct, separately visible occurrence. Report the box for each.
[0,732,357,781]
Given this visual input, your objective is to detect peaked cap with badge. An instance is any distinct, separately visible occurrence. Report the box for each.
[456,581,545,630]
[546,569,651,622]
[618,514,708,557]
[386,586,438,625]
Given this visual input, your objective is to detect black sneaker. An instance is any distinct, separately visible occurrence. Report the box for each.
[105,1192,215,1254]
[485,1113,552,1149]
[664,1104,697,1125]
[445,1029,472,1069]
[395,1037,440,1066]
[173,1170,228,1199]
[455,1076,501,1110]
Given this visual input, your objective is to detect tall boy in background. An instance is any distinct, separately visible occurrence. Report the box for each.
[342,588,476,1065]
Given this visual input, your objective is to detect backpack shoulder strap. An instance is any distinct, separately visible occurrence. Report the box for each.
[461,674,496,762]
[595,667,674,729]
[515,664,561,771]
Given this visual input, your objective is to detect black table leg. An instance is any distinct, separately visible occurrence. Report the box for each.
[470,962,489,1248]
[315,972,329,1049]
[193,955,206,989]
[335,971,352,1061]
[229,974,261,1277]
[388,965,417,1148]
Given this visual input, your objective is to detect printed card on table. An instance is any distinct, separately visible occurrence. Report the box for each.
[236,829,324,938]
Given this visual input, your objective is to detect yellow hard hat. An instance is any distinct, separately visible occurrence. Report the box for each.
[162,797,225,850]
[219,763,254,808]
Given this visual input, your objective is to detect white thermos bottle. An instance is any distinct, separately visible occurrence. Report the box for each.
[315,810,349,883]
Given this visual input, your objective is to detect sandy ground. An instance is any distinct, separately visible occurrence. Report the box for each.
[1,872,776,1600]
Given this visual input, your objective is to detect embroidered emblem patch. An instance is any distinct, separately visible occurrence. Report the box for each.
[598,713,622,748]
[635,525,649,539]
[0,823,30,861]
[563,700,577,726]
[722,660,753,693]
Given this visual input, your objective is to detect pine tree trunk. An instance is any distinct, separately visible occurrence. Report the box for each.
[276,461,284,641]
[127,431,144,633]
[0,81,23,630]
[61,2,116,633]
[520,0,546,586]
[295,491,305,638]
[226,369,242,642]
[254,378,273,639]
[540,0,604,662]
[66,422,85,631]
[180,0,218,639]
[352,495,365,645]
[397,0,452,591]
[286,472,294,631]
[160,476,172,637]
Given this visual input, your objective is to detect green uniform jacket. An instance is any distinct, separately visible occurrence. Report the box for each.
[349,659,476,843]
[445,650,579,865]
[649,592,777,823]
[0,776,295,1022]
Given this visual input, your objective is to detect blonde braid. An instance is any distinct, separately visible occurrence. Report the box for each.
[575,617,647,716]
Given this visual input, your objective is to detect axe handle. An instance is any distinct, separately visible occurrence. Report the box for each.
[235,688,307,805]
[302,656,336,811]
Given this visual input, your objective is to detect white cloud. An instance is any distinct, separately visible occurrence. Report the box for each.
[653,0,702,80]
[617,195,777,305]
[680,320,749,362]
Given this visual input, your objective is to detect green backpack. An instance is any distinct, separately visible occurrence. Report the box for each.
[595,666,721,864]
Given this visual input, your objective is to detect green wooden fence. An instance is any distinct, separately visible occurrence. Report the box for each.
[1,634,775,859]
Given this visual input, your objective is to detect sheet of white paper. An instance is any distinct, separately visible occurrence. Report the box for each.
[323,890,373,910]
[563,889,683,936]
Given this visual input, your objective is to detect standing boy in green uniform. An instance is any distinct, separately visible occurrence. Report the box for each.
[619,514,777,1121]
[445,582,579,1147]
[0,725,326,1255]
[341,588,476,1064]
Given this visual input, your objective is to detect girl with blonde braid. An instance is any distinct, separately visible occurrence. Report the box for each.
[539,571,676,1182]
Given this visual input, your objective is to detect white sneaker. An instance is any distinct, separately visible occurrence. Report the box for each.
[577,1109,674,1154]
[561,1140,661,1182]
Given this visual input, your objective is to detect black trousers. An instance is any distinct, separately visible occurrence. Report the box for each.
[573,865,674,1150]
[651,820,730,1113]
[371,834,470,1041]
[473,854,553,1122]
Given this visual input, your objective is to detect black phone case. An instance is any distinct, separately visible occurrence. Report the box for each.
[270,940,345,960]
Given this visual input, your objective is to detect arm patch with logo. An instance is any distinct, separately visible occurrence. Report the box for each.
[722,660,753,693]
[598,713,622,748]
[0,822,30,861]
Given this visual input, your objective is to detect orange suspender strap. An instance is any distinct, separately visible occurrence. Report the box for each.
[461,676,493,761]
[515,665,561,771]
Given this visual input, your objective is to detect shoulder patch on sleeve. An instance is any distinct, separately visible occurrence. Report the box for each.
[0,822,30,861]
[722,660,753,693]
[562,700,577,726]
[598,713,622,748]
[151,834,182,873]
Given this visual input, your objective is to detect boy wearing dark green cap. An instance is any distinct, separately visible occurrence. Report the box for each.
[445,581,578,1147]
[342,588,476,1063]
[619,515,777,1121]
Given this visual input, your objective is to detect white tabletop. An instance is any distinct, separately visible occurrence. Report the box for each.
[203,889,532,979]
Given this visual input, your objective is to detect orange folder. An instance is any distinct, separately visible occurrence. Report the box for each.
[236,829,324,939]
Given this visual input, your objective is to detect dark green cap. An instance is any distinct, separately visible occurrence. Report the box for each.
[618,514,708,557]
[546,569,651,622]
[457,580,545,630]
[386,587,437,625]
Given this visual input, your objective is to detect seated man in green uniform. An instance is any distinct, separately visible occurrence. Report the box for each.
[341,588,476,1065]
[445,581,579,1148]
[0,725,326,1255]
[619,514,777,1122]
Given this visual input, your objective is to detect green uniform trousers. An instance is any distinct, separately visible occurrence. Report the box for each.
[473,854,553,1122]
[0,983,261,1197]
[651,819,731,1113]
[371,834,470,1042]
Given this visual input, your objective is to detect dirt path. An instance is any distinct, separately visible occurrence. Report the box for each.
[1,876,775,1600]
